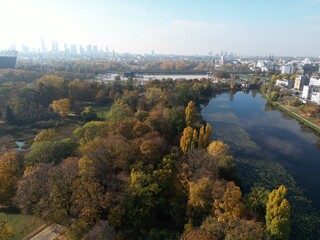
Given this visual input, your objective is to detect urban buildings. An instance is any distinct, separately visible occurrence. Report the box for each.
[281,65,294,74]
[294,75,309,90]
[0,50,18,69]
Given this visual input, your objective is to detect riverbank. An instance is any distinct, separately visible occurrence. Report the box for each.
[271,101,320,133]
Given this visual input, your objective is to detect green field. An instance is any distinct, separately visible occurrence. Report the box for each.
[0,208,44,240]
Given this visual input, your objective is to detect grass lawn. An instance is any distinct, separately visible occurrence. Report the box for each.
[0,208,44,240]
[91,105,110,120]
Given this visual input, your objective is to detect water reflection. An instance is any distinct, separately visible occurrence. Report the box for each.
[202,91,320,208]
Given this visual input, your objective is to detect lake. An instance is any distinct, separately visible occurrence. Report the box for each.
[201,90,320,209]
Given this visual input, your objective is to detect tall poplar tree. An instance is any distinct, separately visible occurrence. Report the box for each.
[185,101,196,127]
[266,185,291,240]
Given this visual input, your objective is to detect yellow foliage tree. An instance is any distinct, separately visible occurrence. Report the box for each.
[180,127,194,154]
[198,125,205,149]
[207,140,230,158]
[191,129,198,150]
[266,185,291,240]
[0,152,22,204]
[0,219,14,240]
[198,124,213,149]
[213,181,243,224]
[51,98,71,117]
[185,101,196,127]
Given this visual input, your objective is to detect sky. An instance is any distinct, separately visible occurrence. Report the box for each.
[1,0,320,56]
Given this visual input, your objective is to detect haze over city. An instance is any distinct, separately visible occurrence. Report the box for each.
[1,0,320,56]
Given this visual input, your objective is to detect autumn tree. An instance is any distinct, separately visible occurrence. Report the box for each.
[0,152,23,204]
[51,98,71,117]
[212,180,243,224]
[198,124,213,149]
[34,128,57,143]
[185,101,196,127]
[207,140,230,158]
[0,219,14,240]
[186,178,214,228]
[15,164,52,215]
[185,150,219,181]
[266,185,291,240]
[83,220,117,240]
[180,127,194,154]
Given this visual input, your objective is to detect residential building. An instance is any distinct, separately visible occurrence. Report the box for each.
[311,90,320,105]
[309,77,320,86]
[276,79,294,88]
[294,75,309,90]
[302,85,310,99]
[281,65,294,74]
[302,85,320,105]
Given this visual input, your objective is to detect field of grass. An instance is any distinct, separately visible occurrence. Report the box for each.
[91,105,110,120]
[0,208,44,240]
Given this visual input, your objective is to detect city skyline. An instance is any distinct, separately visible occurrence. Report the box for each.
[1,0,320,56]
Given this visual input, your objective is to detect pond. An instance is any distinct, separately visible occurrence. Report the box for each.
[201,90,320,238]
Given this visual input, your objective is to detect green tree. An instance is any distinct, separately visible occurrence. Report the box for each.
[266,185,291,240]
[185,101,196,127]
[244,187,269,221]
[24,139,76,165]
[81,106,97,122]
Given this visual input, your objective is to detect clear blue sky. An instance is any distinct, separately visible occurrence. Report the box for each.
[1,0,320,56]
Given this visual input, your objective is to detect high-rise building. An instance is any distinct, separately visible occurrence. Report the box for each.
[93,45,98,54]
[70,44,77,54]
[281,65,294,75]
[294,75,309,90]
[41,39,46,53]
[64,43,69,53]
[22,44,29,53]
[79,45,85,55]
[87,44,92,55]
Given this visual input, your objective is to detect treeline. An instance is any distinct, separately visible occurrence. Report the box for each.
[15,59,253,75]
[0,77,291,239]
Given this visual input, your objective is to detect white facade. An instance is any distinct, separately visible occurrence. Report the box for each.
[281,65,294,74]
[309,77,320,86]
[276,79,294,88]
[311,91,320,105]
[302,85,310,99]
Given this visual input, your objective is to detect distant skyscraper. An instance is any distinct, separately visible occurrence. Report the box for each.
[22,44,29,53]
[151,50,155,55]
[41,39,46,53]
[106,46,109,54]
[93,45,98,54]
[79,45,85,55]
[87,44,92,54]
[64,43,69,53]
[70,44,77,54]
[51,41,59,53]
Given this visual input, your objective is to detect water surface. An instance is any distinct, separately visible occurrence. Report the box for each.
[201,91,320,208]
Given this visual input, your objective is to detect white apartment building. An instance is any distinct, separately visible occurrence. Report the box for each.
[309,77,320,86]
[276,79,294,88]
[281,65,294,74]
